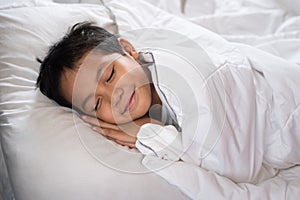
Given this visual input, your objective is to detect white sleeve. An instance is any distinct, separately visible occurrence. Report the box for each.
[136,123,197,165]
[135,123,185,162]
[142,155,300,200]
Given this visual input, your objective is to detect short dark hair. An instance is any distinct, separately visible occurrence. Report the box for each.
[36,22,124,108]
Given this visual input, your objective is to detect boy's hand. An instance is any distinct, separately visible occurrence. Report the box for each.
[81,115,162,148]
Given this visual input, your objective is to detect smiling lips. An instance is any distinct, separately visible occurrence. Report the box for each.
[125,91,135,113]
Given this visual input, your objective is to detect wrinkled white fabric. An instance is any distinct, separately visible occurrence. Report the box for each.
[136,42,300,185]
[142,155,300,200]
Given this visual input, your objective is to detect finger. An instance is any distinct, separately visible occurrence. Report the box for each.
[82,115,120,131]
[92,125,104,134]
[91,125,136,145]
[97,120,120,131]
[102,128,137,144]
[89,126,136,149]
[115,140,136,149]
[82,115,101,127]
[105,134,136,148]
[103,135,136,149]
[90,126,131,147]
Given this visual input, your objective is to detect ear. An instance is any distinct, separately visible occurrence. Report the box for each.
[118,38,139,60]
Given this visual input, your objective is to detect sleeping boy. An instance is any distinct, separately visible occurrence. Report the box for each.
[37,22,300,184]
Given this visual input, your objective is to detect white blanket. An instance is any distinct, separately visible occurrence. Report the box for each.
[145,0,300,65]
[135,42,300,198]
[109,0,300,199]
[1,0,299,199]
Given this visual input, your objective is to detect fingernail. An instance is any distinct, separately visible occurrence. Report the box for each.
[82,115,87,120]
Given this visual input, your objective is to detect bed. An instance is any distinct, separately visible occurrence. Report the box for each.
[0,0,299,199]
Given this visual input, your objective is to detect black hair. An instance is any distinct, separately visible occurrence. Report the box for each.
[36,22,124,108]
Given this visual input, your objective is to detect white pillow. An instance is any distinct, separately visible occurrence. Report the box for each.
[0,1,188,199]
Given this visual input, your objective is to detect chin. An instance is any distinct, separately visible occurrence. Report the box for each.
[130,107,149,121]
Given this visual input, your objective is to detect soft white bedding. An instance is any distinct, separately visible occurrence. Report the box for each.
[149,0,300,65]
[0,1,188,199]
[109,0,300,199]
[1,0,299,199]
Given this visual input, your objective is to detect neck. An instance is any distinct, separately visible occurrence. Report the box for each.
[150,84,162,106]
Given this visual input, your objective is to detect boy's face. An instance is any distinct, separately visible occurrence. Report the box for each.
[60,48,152,124]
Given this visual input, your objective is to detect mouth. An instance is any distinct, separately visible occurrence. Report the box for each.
[125,90,135,113]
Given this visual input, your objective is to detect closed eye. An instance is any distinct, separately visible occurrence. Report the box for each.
[106,66,115,83]
[94,97,101,111]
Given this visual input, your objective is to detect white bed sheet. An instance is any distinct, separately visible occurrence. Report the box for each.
[1,0,300,199]
[107,0,300,199]
[0,0,189,200]
[145,0,300,65]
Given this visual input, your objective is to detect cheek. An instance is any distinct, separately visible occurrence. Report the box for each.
[121,65,148,83]
[95,103,115,123]
[134,85,152,114]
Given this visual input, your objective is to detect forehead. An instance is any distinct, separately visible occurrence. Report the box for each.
[79,51,121,68]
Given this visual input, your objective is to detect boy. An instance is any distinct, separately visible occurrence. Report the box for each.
[37,22,164,148]
[37,22,300,184]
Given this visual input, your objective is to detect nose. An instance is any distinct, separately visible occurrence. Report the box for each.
[111,87,124,107]
[94,84,124,110]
